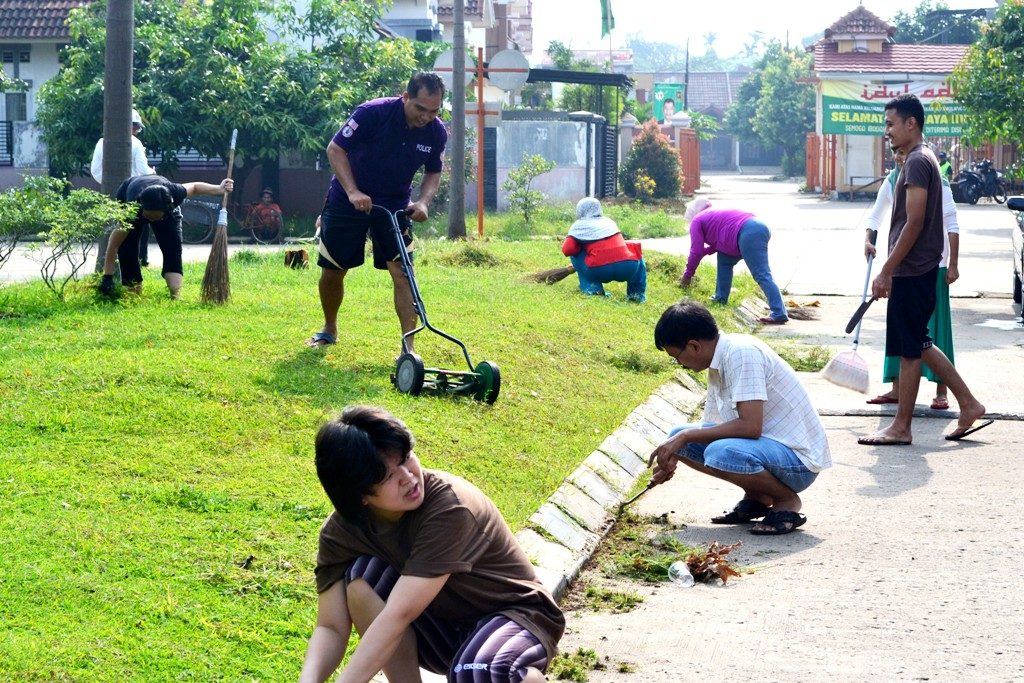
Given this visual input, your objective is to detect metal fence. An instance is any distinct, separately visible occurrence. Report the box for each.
[0,121,13,166]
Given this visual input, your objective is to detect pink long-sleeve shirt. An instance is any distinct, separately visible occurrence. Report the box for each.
[683,208,755,280]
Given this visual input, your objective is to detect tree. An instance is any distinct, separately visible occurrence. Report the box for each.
[501,154,555,226]
[949,1,1024,148]
[37,0,416,192]
[723,69,763,142]
[890,0,983,44]
[447,0,467,239]
[722,42,814,176]
[545,41,627,124]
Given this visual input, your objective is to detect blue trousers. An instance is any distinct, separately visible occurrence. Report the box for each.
[713,219,787,320]
[569,254,647,301]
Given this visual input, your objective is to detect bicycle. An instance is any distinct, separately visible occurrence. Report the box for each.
[178,198,283,245]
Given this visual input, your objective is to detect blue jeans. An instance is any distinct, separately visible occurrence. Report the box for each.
[568,253,647,301]
[713,219,787,320]
[669,423,818,493]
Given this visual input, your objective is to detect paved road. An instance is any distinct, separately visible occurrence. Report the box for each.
[645,174,1019,299]
[558,176,1024,682]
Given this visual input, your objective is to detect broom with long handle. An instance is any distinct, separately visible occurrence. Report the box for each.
[201,128,237,304]
[821,252,874,393]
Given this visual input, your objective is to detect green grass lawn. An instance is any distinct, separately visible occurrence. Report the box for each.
[0,238,753,680]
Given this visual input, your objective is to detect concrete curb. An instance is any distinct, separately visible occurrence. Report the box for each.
[517,370,705,601]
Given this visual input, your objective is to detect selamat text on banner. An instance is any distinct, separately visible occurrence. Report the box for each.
[822,80,968,136]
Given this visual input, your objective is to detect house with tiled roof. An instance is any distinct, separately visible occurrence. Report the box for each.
[633,69,783,171]
[0,0,87,171]
[807,5,970,193]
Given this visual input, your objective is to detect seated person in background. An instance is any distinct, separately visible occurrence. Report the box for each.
[299,405,564,683]
[561,197,647,303]
[249,187,283,241]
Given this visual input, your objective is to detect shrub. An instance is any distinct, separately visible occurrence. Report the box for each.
[502,153,556,227]
[633,171,656,202]
[7,176,135,299]
[619,119,681,199]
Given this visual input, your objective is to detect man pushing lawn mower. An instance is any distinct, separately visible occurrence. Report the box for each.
[306,72,447,351]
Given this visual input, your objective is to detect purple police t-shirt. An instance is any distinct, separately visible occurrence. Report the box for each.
[326,97,448,212]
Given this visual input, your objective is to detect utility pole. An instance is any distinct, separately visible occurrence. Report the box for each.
[95,0,133,271]
[447,0,468,240]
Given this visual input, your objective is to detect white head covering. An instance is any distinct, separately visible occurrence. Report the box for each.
[684,197,711,222]
[567,197,620,241]
[131,109,143,129]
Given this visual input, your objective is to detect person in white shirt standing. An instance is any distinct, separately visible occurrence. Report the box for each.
[91,109,155,265]
[648,301,832,535]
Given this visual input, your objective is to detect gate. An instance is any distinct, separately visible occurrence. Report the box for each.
[0,121,12,166]
[595,120,618,198]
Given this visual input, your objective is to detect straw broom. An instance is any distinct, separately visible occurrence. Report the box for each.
[201,129,237,304]
[526,264,575,284]
[821,254,874,393]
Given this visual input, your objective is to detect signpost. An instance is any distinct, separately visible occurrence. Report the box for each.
[434,49,529,238]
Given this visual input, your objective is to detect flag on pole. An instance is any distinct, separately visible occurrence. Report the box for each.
[600,0,615,37]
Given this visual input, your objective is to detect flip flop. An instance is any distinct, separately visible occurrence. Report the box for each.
[930,397,950,410]
[866,395,899,405]
[711,499,770,524]
[750,510,806,536]
[944,419,994,441]
[857,435,912,446]
[306,331,336,347]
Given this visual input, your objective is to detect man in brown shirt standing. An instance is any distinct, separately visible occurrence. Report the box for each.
[858,94,991,445]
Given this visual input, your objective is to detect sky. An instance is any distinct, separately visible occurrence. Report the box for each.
[529,0,998,62]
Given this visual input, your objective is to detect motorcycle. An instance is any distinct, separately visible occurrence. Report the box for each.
[955,159,1008,205]
[976,159,1008,204]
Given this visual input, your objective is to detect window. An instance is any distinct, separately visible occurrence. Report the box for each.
[5,92,27,121]
[1,48,31,63]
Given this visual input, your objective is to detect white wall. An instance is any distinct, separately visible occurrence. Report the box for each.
[1,42,62,120]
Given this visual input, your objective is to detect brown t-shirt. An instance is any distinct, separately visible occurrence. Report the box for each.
[315,469,565,659]
[889,144,943,277]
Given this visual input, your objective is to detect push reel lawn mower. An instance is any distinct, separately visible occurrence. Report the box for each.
[374,206,501,404]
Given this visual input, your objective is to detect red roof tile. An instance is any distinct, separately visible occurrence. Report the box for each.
[825,5,895,38]
[437,0,483,18]
[0,0,87,40]
[812,43,969,74]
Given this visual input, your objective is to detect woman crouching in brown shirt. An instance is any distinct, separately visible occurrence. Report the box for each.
[298,405,564,683]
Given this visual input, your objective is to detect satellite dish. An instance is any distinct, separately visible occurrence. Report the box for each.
[432,49,476,91]
[487,49,530,91]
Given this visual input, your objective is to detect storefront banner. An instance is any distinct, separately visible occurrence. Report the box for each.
[822,80,967,136]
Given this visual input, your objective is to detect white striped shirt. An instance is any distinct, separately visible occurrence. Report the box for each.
[704,334,832,472]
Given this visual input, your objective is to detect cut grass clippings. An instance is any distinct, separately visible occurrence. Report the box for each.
[596,511,746,585]
[0,237,753,679]
[581,584,643,613]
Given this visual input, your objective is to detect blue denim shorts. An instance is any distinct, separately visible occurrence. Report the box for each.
[670,423,818,493]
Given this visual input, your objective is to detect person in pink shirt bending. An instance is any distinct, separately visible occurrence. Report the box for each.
[680,197,788,324]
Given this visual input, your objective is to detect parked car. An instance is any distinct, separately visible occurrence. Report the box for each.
[1009,196,1024,303]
